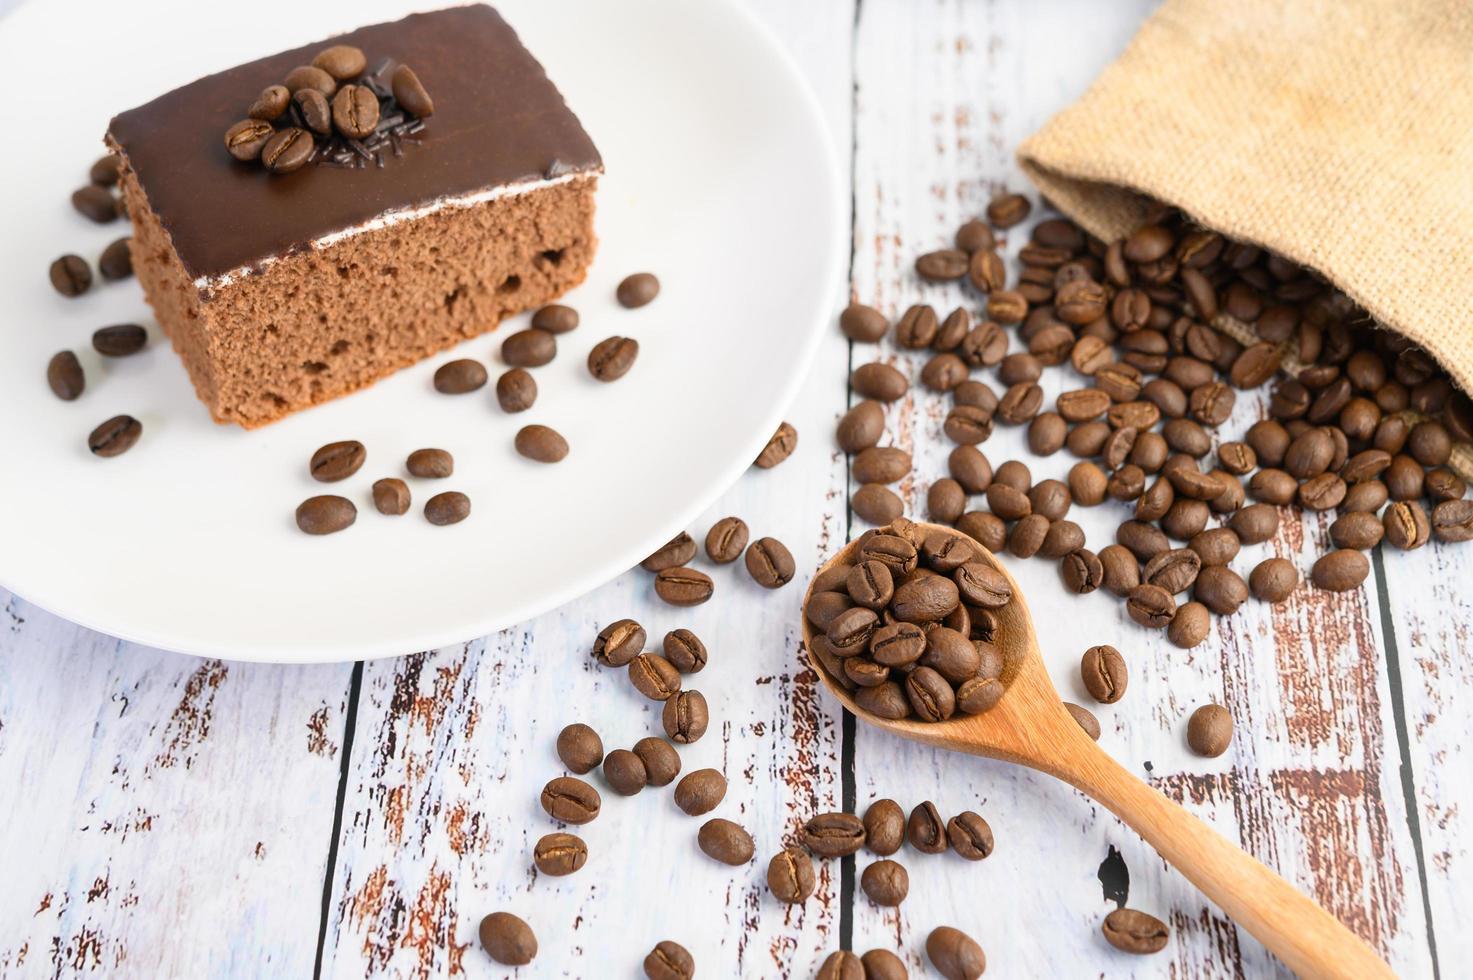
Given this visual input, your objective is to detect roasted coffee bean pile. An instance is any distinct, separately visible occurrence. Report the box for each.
[803,520,1012,722]
[638,515,798,607]
[295,439,472,533]
[223,45,434,174]
[840,193,1472,646]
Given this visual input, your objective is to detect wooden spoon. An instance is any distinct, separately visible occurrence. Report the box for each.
[802,522,1393,979]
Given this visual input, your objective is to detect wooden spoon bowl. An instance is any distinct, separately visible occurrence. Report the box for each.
[801,521,1392,979]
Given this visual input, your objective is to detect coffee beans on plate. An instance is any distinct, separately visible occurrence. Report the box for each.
[406,448,453,478]
[50,255,92,297]
[424,491,470,525]
[433,359,486,393]
[496,368,537,412]
[616,272,659,308]
[47,351,85,401]
[99,238,133,280]
[310,440,365,482]
[515,425,568,463]
[369,476,409,513]
[756,421,799,468]
[295,494,355,534]
[588,336,639,381]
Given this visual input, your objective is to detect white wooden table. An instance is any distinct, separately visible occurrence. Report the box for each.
[1,2,1468,976]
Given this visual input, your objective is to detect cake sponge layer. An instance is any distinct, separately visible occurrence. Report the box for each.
[121,165,597,427]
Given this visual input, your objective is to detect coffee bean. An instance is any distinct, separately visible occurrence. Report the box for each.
[284,64,336,97]
[97,237,133,281]
[840,303,888,342]
[1060,548,1104,594]
[391,64,435,118]
[502,328,556,367]
[1065,701,1102,740]
[1384,500,1431,551]
[1432,500,1473,542]
[424,491,470,525]
[1187,703,1233,757]
[1143,548,1201,595]
[1344,480,1389,513]
[309,441,365,482]
[932,307,971,352]
[587,336,639,382]
[836,400,884,453]
[986,290,1028,325]
[592,619,645,668]
[629,653,681,701]
[633,736,681,787]
[916,248,969,281]
[1194,565,1247,615]
[861,950,908,980]
[514,424,568,463]
[311,43,366,80]
[327,85,372,136]
[997,382,1043,424]
[602,748,647,796]
[1248,557,1298,603]
[905,666,955,721]
[641,532,697,572]
[851,483,903,525]
[526,306,578,336]
[89,154,121,186]
[946,811,994,860]
[491,367,537,412]
[745,537,795,588]
[817,951,865,980]
[406,448,453,479]
[50,254,92,296]
[1080,644,1128,703]
[294,494,354,534]
[46,351,85,401]
[294,88,332,135]
[851,362,909,402]
[663,689,709,743]
[924,478,965,524]
[986,192,1030,228]
[479,912,537,966]
[1102,908,1169,955]
[70,184,118,223]
[1127,583,1175,628]
[861,859,909,906]
[900,801,945,853]
[653,633,705,682]
[766,847,817,903]
[954,218,996,253]
[540,775,600,824]
[1385,454,1426,501]
[698,818,753,865]
[433,359,487,393]
[921,352,968,392]
[756,421,799,468]
[533,832,587,876]
[926,925,986,980]
[643,940,693,980]
[1311,549,1369,592]
[1165,601,1209,648]
[1117,521,1169,562]
[368,478,409,516]
[944,405,994,445]
[79,411,143,458]
[613,271,665,308]
[261,127,313,173]
[1008,515,1048,558]
[555,722,604,774]
[1426,468,1466,503]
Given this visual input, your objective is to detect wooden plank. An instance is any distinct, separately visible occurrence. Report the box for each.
[0,589,353,977]
[845,0,1435,975]
[1380,536,1473,969]
[316,2,856,976]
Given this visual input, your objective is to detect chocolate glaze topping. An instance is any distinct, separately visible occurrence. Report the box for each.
[107,5,602,282]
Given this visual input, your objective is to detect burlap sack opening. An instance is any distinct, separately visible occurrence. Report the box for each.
[1018,0,1473,480]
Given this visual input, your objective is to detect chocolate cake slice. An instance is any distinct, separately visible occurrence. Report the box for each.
[106,5,602,427]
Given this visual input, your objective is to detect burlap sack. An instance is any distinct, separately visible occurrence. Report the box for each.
[1018,0,1473,478]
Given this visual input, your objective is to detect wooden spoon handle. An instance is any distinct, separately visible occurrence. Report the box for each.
[1063,739,1394,979]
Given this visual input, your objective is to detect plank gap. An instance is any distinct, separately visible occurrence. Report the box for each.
[1371,546,1443,979]
[313,659,365,980]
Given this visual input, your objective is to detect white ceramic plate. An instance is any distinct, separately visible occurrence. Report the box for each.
[0,0,842,662]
